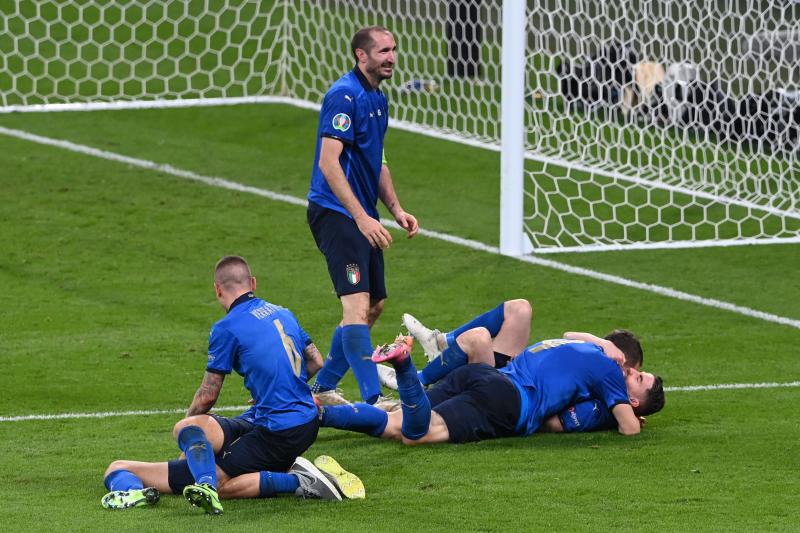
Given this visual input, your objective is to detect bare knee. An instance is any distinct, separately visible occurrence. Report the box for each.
[105,459,134,477]
[341,292,371,324]
[456,327,492,363]
[367,299,385,327]
[505,299,532,323]
[172,415,211,440]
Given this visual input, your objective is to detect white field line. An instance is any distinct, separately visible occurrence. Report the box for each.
[2,381,799,422]
[1,125,799,332]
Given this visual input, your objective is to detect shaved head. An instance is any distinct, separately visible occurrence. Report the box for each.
[214,255,253,292]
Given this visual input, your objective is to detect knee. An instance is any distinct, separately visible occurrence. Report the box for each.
[458,326,492,351]
[172,416,207,440]
[105,459,132,477]
[505,299,532,322]
[400,435,427,446]
[367,299,385,326]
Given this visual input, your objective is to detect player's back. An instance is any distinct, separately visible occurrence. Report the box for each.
[500,340,628,435]
[209,297,317,431]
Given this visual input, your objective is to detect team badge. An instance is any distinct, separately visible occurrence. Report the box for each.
[332,113,352,132]
[346,264,361,285]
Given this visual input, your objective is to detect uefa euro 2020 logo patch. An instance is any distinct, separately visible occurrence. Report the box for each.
[332,113,351,132]
[346,263,360,285]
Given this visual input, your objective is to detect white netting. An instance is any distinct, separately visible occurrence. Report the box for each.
[0,1,287,106]
[2,0,798,251]
[525,0,800,250]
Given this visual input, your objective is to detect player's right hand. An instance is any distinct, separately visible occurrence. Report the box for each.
[356,216,393,249]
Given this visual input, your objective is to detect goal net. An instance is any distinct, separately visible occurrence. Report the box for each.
[2,0,798,252]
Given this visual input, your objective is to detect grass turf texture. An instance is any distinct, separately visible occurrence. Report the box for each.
[1,105,799,531]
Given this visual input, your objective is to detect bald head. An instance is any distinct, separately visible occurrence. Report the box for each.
[214,255,254,294]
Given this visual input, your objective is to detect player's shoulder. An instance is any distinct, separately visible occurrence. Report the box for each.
[326,73,363,100]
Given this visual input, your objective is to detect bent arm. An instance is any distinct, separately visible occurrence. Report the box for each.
[539,415,565,433]
[187,371,225,417]
[319,137,371,221]
[303,342,324,380]
[563,331,625,366]
[611,403,641,436]
[319,137,393,248]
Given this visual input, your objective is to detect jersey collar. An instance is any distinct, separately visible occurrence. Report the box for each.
[228,291,255,313]
[352,66,376,92]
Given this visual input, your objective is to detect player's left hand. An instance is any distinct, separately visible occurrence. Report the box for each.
[395,211,418,238]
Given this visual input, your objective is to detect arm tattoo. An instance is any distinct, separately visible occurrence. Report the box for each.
[187,371,224,417]
[303,343,324,379]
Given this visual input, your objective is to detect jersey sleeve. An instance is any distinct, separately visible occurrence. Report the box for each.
[287,310,313,347]
[594,363,631,411]
[319,88,356,144]
[206,324,237,374]
[559,400,617,432]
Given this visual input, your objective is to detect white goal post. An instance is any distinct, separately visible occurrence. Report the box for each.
[2,0,798,253]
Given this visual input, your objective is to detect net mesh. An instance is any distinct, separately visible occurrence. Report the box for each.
[2,0,798,250]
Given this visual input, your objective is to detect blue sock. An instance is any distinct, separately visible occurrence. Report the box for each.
[395,357,431,440]
[419,341,468,385]
[320,403,388,437]
[177,425,217,488]
[341,324,382,403]
[259,471,300,497]
[447,303,506,344]
[312,326,349,392]
[104,469,144,492]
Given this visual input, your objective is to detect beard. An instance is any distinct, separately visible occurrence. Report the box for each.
[367,62,394,82]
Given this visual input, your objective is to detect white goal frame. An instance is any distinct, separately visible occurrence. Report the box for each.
[1,0,798,255]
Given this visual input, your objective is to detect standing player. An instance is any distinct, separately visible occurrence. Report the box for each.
[307,26,418,408]
[100,256,363,514]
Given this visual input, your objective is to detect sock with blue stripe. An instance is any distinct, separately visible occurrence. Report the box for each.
[312,326,349,392]
[177,425,218,488]
[319,403,388,437]
[419,339,469,386]
[395,357,431,440]
[104,469,144,492]
[342,324,382,403]
[259,471,301,497]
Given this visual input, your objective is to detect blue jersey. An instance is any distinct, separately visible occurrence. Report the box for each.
[500,339,629,435]
[307,67,389,219]
[206,294,317,432]
[559,399,616,433]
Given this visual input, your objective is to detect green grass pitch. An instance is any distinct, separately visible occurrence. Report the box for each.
[0,103,798,531]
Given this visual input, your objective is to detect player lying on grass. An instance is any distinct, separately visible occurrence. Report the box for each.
[377,299,645,432]
[319,300,665,444]
[101,256,363,514]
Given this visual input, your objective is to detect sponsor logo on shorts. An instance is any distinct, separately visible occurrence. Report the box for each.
[332,113,352,132]
[346,264,360,285]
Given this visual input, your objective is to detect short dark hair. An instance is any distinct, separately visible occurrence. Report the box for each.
[605,329,643,367]
[638,375,666,417]
[351,25,390,61]
[214,255,252,291]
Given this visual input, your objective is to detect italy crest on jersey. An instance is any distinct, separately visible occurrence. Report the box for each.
[346,263,360,285]
[332,113,352,132]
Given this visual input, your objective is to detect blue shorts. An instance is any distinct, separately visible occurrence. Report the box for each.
[307,201,387,300]
[426,363,521,444]
[167,415,319,493]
